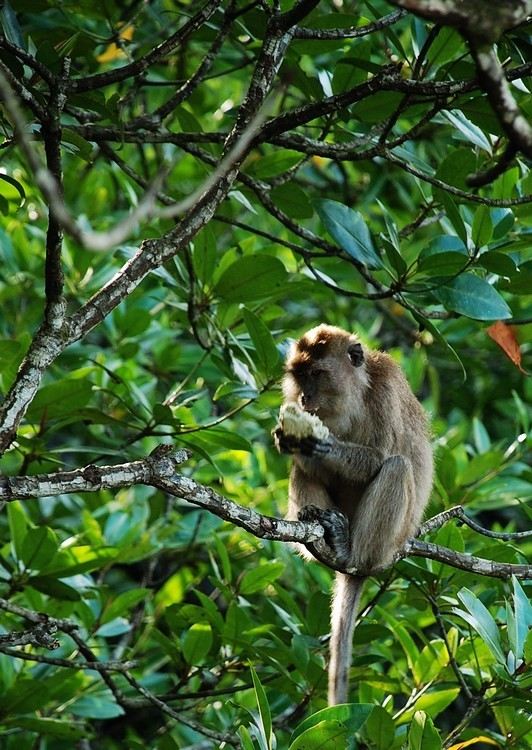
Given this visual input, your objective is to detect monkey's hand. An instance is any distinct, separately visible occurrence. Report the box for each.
[298,505,351,567]
[273,427,333,457]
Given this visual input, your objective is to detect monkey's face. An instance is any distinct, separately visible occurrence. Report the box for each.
[283,357,365,425]
[282,326,368,433]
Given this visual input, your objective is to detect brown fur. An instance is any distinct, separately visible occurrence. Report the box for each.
[278,324,433,704]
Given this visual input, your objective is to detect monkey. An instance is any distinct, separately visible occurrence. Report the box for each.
[273,324,433,706]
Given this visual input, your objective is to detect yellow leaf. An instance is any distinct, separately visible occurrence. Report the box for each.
[97,24,134,64]
[448,736,500,750]
[311,155,329,169]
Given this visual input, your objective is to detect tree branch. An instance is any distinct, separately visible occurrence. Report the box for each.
[1,449,529,579]
[418,505,532,539]
[294,9,407,39]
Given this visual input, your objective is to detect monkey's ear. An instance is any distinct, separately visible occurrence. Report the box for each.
[348,342,364,367]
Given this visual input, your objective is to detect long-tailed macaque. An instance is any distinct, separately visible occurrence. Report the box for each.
[274,324,433,705]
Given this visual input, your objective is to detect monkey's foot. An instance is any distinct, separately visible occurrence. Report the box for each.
[298,505,351,566]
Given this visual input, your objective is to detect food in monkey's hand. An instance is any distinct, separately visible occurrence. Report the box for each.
[278,403,330,441]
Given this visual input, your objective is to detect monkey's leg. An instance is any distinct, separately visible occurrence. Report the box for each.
[350,454,415,572]
[288,469,350,565]
[298,505,351,567]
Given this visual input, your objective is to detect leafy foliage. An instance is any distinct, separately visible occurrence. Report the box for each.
[0,1,530,748]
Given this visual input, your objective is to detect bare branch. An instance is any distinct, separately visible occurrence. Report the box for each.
[0,446,190,500]
[0,645,135,672]
[383,149,532,206]
[418,505,532,539]
[388,1,532,43]
[402,538,531,580]
[294,9,408,39]
[466,142,518,187]
[1,450,529,579]
[0,622,59,649]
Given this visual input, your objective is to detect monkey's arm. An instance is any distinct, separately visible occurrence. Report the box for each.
[317,436,385,483]
[276,428,385,483]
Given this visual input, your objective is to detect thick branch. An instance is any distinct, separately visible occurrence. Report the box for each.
[1,450,529,579]
[0,446,190,499]
[403,538,531,579]
[469,43,532,159]
[388,1,532,43]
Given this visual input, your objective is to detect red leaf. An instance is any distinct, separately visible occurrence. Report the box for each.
[486,321,527,374]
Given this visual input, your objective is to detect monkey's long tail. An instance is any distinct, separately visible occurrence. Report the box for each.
[328,572,365,706]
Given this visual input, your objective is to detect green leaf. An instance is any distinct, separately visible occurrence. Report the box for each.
[0,173,26,207]
[242,307,281,379]
[435,147,477,197]
[471,206,493,248]
[491,208,514,239]
[398,689,460,725]
[270,182,313,219]
[70,693,125,719]
[508,576,532,665]
[21,526,57,571]
[412,639,449,686]
[26,375,93,422]
[7,500,28,559]
[408,710,442,750]
[472,417,491,453]
[434,273,512,320]
[438,192,467,244]
[443,110,492,153]
[0,1,25,50]
[179,426,252,453]
[478,251,517,277]
[315,199,382,268]
[182,622,213,665]
[419,251,468,277]
[381,237,407,276]
[453,588,506,666]
[42,545,118,577]
[251,666,273,750]
[4,716,87,740]
[102,588,150,624]
[352,91,403,123]
[62,129,93,161]
[291,704,373,746]
[289,721,352,749]
[246,150,302,179]
[238,725,258,750]
[29,576,81,601]
[425,27,462,70]
[239,561,285,595]
[193,225,217,285]
[95,617,131,638]
[214,255,287,302]
[363,706,396,750]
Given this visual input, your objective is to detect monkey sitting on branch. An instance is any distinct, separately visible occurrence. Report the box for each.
[273,324,433,706]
